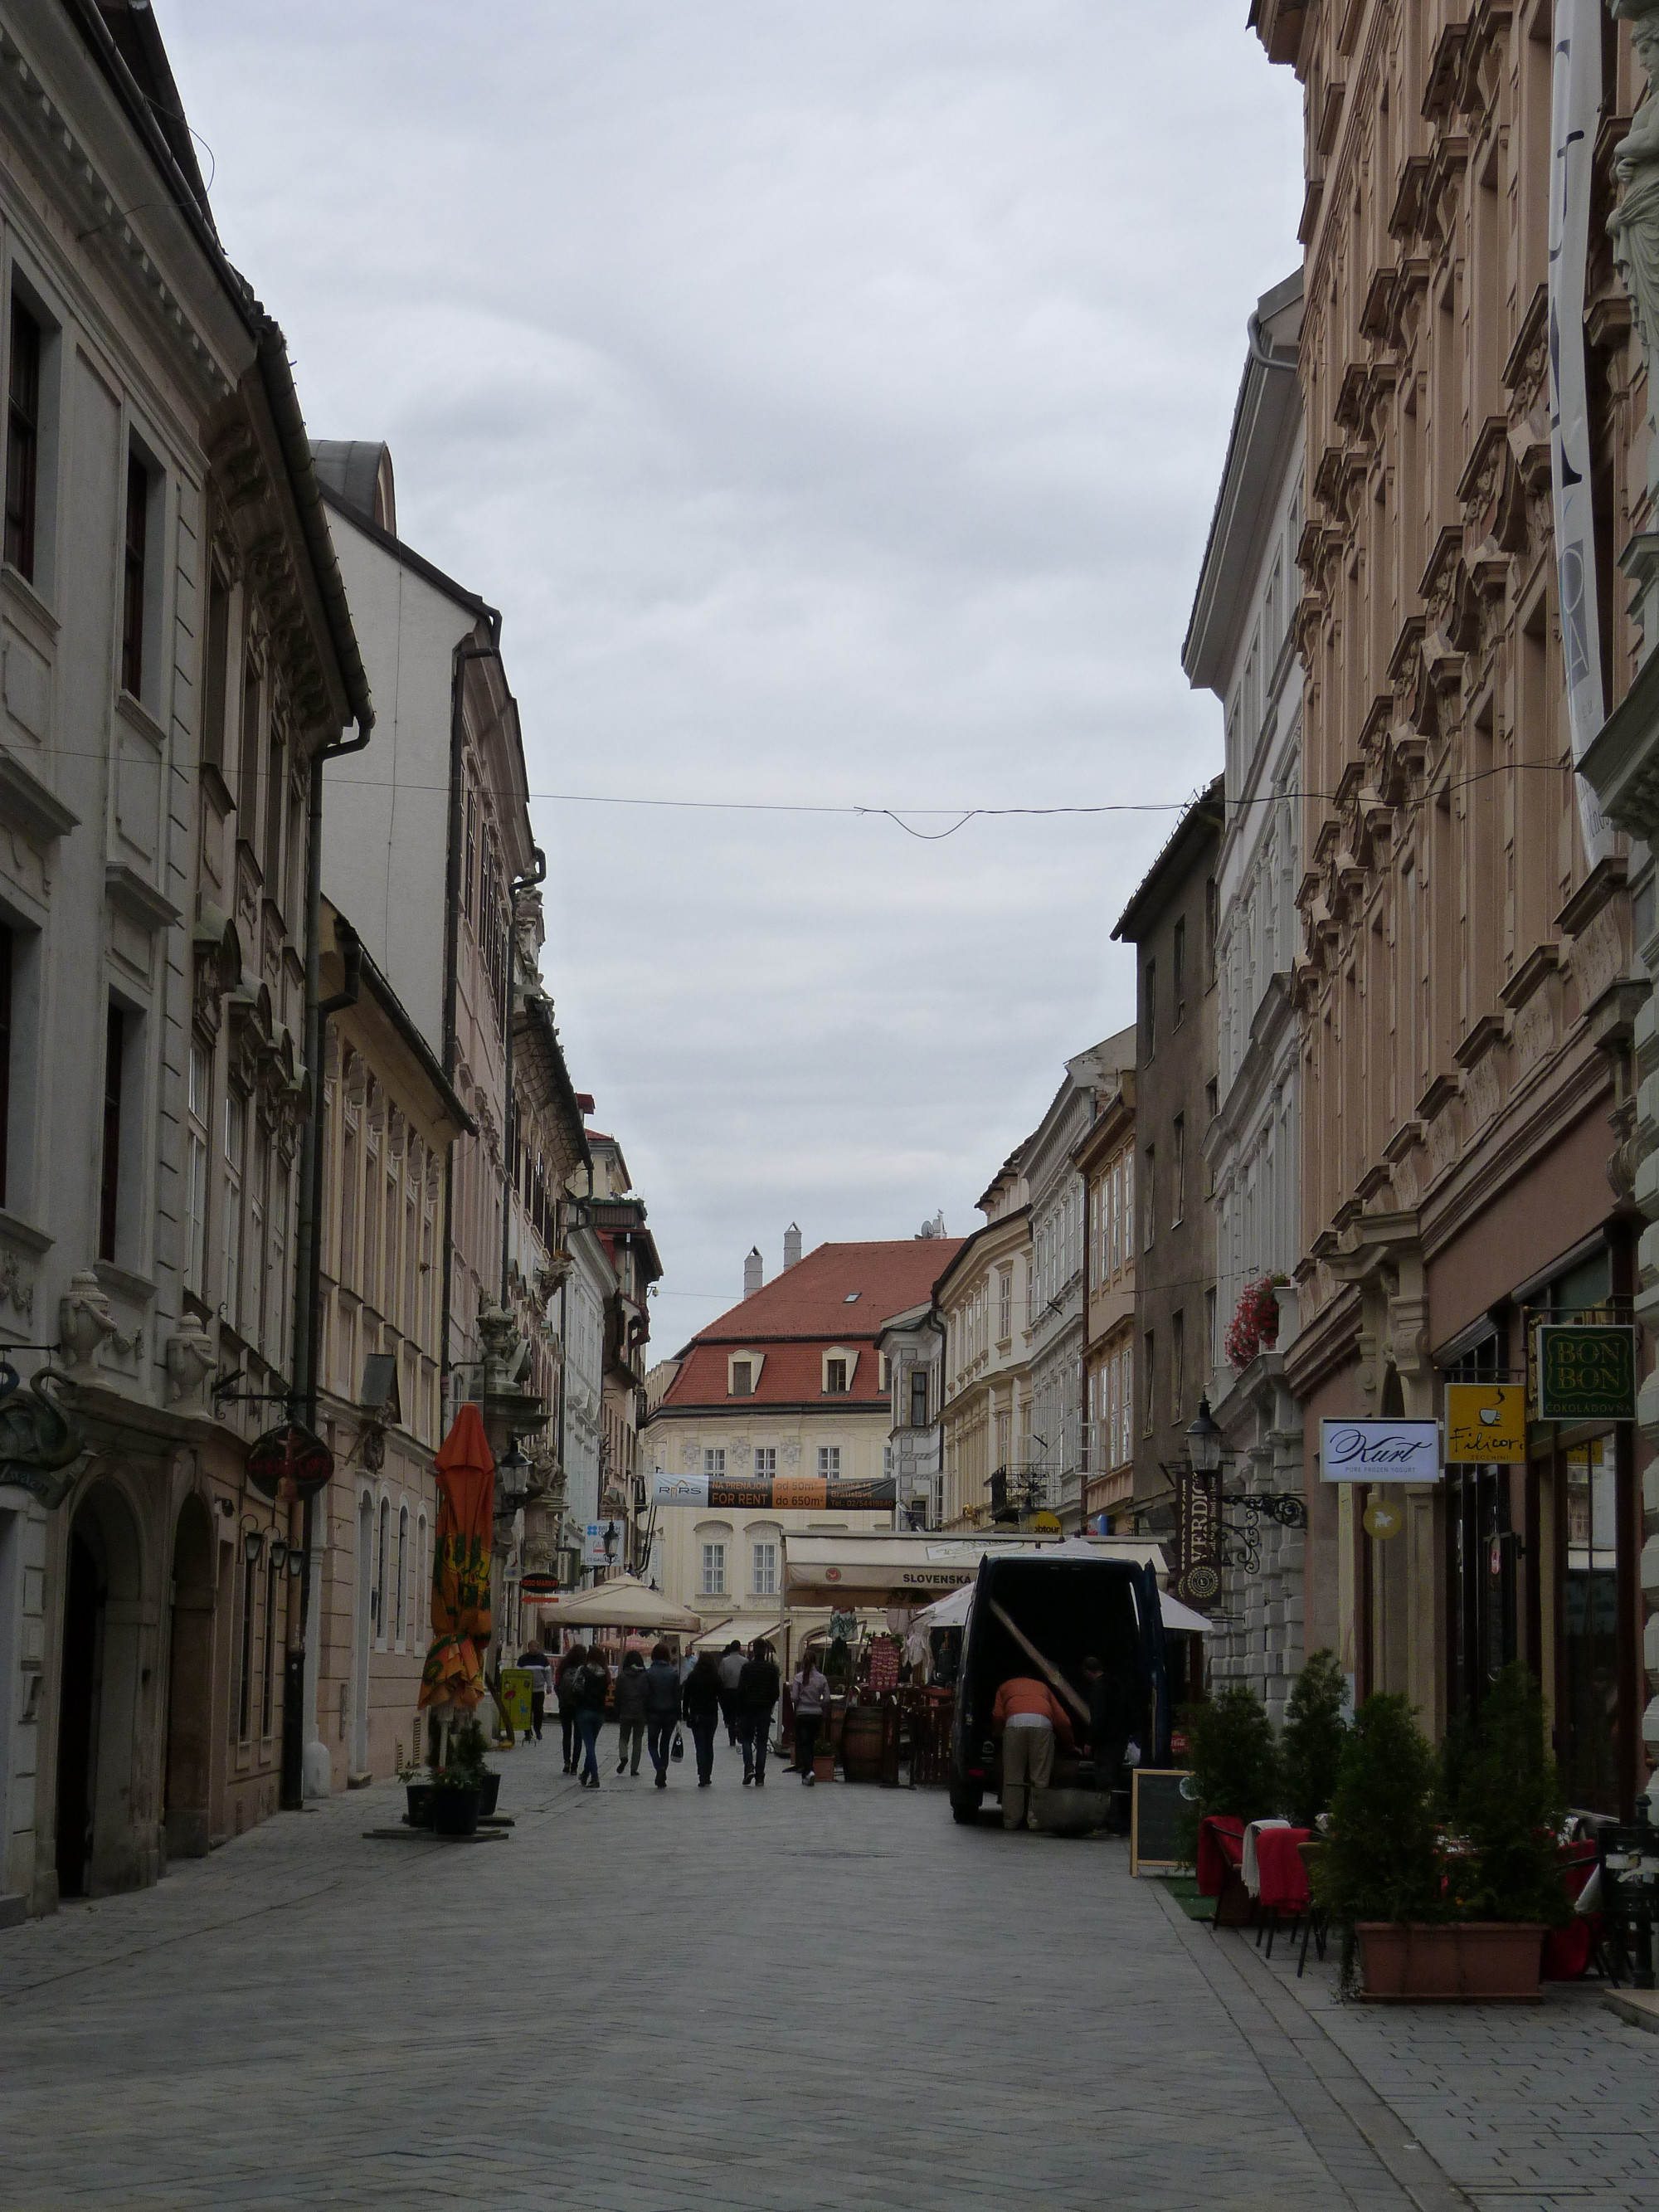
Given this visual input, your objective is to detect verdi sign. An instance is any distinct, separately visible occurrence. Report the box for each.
[1534,1325,1637,1422]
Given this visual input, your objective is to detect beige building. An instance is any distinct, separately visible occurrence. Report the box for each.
[644,1235,956,1637]
[937,1152,1032,1529]
[1077,1069,1136,1527]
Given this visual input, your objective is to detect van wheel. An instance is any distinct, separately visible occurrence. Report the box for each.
[950,1792,980,1826]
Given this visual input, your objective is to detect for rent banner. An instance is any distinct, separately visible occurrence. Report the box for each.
[654,1473,895,1509]
[1550,0,1612,864]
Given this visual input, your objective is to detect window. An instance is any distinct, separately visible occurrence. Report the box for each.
[99,1004,124,1264]
[238,662,262,831]
[236,1548,255,1743]
[248,1120,269,1348]
[731,1360,753,1397]
[1145,959,1156,1058]
[1205,878,1219,987]
[222,1092,244,1326]
[1173,917,1186,1025]
[825,1357,848,1395]
[1205,1286,1218,1374]
[0,921,11,1208]
[260,1555,277,1738]
[1142,1147,1155,1250]
[120,452,148,699]
[1171,1309,1185,1425]
[754,1447,776,1478]
[339,1108,358,1291]
[464,779,476,924]
[703,1448,726,1478]
[700,1542,726,1596]
[202,571,230,772]
[1142,1332,1155,1437]
[263,733,285,893]
[184,1041,209,1298]
[4,295,40,581]
[397,1507,408,1648]
[817,1446,841,1479]
[752,1542,777,1596]
[910,1368,929,1428]
[998,1266,1012,1339]
[1172,1114,1185,1227]
[376,1497,390,1644]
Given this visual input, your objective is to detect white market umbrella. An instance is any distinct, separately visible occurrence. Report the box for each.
[530,1574,703,1633]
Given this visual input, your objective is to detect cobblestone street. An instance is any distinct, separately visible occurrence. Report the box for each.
[3,1735,1658,2210]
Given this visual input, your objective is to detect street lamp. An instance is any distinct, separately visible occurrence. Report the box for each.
[602,1519,618,1569]
[240,1517,265,1567]
[1186,1395,1222,1477]
[269,1534,289,1576]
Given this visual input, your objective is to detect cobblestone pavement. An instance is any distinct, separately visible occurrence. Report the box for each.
[0,1737,1655,2212]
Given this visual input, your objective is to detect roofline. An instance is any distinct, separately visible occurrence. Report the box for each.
[645,1400,893,1422]
[932,1205,1032,1302]
[328,899,475,1136]
[318,481,499,627]
[520,993,593,1176]
[1110,778,1225,943]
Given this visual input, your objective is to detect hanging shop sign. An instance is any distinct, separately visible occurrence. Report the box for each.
[1318,1420,1441,1482]
[519,1573,562,1601]
[653,1473,895,1510]
[1173,1464,1222,1606]
[1444,1383,1527,1464]
[1363,1497,1404,1541]
[246,1420,333,1505]
[582,1522,614,1568]
[1534,1324,1637,1422]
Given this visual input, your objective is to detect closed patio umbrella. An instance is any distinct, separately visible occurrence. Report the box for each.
[418,1403,495,1713]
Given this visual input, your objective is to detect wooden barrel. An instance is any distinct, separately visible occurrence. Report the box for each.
[840,1707,883,1781]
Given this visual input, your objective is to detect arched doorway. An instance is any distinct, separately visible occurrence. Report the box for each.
[164,1495,216,1859]
[55,1483,143,1899]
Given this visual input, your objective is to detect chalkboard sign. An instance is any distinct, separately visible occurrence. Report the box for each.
[1131,1768,1194,1875]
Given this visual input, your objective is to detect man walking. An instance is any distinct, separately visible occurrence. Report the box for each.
[1081,1654,1132,1831]
[613,1649,649,1776]
[717,1640,745,1746]
[736,1638,781,1786]
[520,1644,552,1743]
[992,1674,1074,1832]
[644,1641,682,1788]
[791,1650,830,1783]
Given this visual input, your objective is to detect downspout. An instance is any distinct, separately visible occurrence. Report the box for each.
[284,715,372,1811]
[499,846,548,1305]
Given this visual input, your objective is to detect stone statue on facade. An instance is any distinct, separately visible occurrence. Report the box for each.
[1612,4,1659,422]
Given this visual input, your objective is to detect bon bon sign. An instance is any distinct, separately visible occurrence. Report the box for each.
[1534,1325,1637,1423]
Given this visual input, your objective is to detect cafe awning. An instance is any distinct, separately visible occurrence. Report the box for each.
[910,1578,1214,1637]
[781,1531,1165,1609]
[528,1574,703,1632]
[688,1616,785,1652]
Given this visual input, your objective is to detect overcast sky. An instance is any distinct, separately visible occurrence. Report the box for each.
[166,2,1302,1350]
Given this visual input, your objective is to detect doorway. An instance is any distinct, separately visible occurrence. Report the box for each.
[54,1484,144,1900]
[54,1532,101,1899]
[164,1495,216,1859]
[351,1491,372,1774]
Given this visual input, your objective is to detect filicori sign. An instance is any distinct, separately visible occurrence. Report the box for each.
[1319,1420,1442,1482]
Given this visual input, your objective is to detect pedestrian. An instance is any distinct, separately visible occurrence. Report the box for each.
[736,1637,781,1786]
[790,1649,830,1784]
[682,1651,722,1786]
[717,1640,745,1745]
[1080,1654,1132,1830]
[613,1648,649,1776]
[520,1643,552,1743]
[554,1643,586,1774]
[575,1643,611,1788]
[644,1640,682,1787]
[991,1673,1075,1832]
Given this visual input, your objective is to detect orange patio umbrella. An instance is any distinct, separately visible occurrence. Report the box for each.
[418,1402,495,1713]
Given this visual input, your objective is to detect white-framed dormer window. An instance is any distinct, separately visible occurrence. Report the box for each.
[817,1446,841,1479]
[727,1350,765,1397]
[703,1447,726,1478]
[822,1346,856,1395]
[754,1447,776,1477]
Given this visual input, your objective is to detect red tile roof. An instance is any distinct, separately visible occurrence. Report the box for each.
[659,1238,961,1412]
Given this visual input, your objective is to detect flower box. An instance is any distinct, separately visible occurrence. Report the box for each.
[1356,1921,1546,2001]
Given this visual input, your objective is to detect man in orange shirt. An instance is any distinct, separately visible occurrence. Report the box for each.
[992,1674,1075,1831]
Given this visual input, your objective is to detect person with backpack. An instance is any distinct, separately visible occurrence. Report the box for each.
[681,1652,722,1786]
[717,1640,746,1746]
[736,1638,781,1786]
[644,1640,683,1787]
[791,1650,830,1784]
[574,1645,612,1789]
[613,1649,649,1776]
[554,1644,586,1774]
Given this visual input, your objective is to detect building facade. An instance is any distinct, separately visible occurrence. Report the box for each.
[1185,271,1308,1722]
[1255,0,1650,1809]
[1077,1069,1136,1528]
[936,1152,1032,1530]
[876,1299,944,1527]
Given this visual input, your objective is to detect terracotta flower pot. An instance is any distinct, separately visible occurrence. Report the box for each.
[1356,1921,1546,2001]
[812,1752,836,1781]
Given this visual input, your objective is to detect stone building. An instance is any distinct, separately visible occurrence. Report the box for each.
[1253,0,1650,1807]
[1185,271,1307,1723]
[935,1151,1032,1529]
[1113,788,1223,1532]
[876,1298,945,1527]
[0,2,367,1914]
[1076,1067,1136,1529]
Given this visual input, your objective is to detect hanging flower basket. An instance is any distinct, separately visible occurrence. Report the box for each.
[1224,1278,1282,1370]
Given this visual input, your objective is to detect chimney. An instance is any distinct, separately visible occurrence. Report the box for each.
[783,1222,802,1270]
[744,1246,764,1298]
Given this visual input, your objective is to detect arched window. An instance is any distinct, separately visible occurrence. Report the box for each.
[397,1505,409,1649]
[376,1495,390,1647]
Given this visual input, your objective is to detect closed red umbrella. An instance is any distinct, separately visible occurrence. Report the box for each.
[418,1403,495,1713]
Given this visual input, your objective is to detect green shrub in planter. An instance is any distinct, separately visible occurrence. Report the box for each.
[1280,1649,1348,1830]
[1178,1683,1282,1859]
[1313,1692,1444,1994]
[1446,1662,1567,1928]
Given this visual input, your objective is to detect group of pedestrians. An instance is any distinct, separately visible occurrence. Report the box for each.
[533,1635,791,1789]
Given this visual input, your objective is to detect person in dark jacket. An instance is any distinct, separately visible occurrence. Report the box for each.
[554,1644,586,1774]
[736,1638,781,1786]
[1081,1654,1133,1830]
[644,1640,682,1787]
[574,1648,611,1788]
[613,1649,649,1776]
[682,1652,722,1786]
[717,1640,745,1745]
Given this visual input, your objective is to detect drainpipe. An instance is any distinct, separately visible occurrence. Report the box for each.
[499,848,548,1306]
[283,715,372,1812]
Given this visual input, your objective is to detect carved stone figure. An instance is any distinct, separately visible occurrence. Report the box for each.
[164,1323,217,1408]
[0,1360,90,1508]
[58,1272,129,1372]
[1611,5,1659,436]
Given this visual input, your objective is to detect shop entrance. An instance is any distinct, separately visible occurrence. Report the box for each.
[1559,1437,1618,1814]
[1445,1465,1519,1739]
[163,1495,216,1859]
[55,1484,142,1899]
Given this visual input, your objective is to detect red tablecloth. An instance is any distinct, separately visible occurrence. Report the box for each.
[1544,1839,1601,1981]
[1197,1815,1245,1898]
[1255,1825,1313,1912]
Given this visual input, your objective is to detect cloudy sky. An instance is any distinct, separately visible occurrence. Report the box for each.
[166,2,1302,1348]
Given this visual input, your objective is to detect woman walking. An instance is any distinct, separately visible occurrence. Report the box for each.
[575,1644,611,1789]
[613,1649,649,1776]
[791,1649,830,1783]
[644,1640,682,1787]
[682,1652,722,1786]
[554,1644,586,1775]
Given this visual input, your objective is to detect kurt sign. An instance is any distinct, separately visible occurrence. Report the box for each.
[1535,1325,1637,1422]
[1319,1420,1441,1482]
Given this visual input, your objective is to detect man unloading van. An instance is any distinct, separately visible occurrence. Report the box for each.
[991,1673,1075,1832]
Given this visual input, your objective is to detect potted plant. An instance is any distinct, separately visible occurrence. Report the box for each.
[1280,1649,1348,1830]
[1224,1277,1283,1370]
[1314,1693,1447,1997]
[1180,1683,1282,1925]
[1439,1663,1566,1996]
[812,1745,837,1782]
[432,1716,489,1837]
[399,1753,435,1830]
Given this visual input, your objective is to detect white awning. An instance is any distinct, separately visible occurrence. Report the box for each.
[780,1530,1165,1608]
[908,1579,1214,1638]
